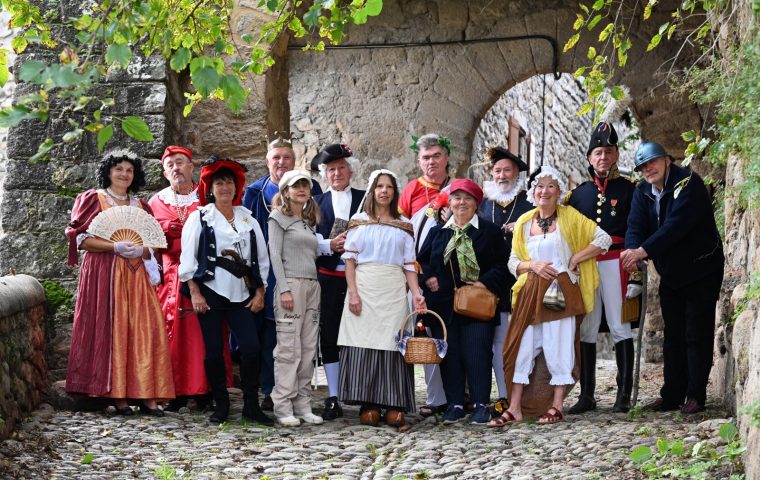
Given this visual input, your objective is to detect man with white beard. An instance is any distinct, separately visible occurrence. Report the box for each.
[477,147,532,413]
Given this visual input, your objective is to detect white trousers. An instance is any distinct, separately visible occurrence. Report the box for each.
[492,311,510,399]
[580,258,632,344]
[423,364,447,407]
[513,317,575,386]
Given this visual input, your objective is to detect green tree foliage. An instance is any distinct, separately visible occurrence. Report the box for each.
[0,0,384,156]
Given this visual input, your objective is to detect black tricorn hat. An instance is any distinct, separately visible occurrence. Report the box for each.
[486,146,528,172]
[587,122,619,156]
[310,143,354,172]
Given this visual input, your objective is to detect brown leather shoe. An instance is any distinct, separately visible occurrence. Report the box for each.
[385,409,405,427]
[359,407,380,426]
[641,397,681,412]
[680,399,705,414]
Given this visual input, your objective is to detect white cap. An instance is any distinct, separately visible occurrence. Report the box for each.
[278,169,312,190]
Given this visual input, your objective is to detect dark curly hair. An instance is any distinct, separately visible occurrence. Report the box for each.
[96,149,147,193]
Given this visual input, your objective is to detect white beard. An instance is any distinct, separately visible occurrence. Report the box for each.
[484,178,525,205]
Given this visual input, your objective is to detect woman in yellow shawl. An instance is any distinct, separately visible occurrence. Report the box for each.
[488,166,611,426]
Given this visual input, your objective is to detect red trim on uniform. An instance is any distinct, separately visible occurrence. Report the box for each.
[318,268,346,277]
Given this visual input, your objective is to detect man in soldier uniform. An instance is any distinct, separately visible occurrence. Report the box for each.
[566,122,639,414]
[477,146,532,409]
[311,144,365,420]
[241,134,323,410]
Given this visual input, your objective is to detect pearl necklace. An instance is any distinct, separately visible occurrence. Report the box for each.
[106,187,128,201]
[171,188,190,225]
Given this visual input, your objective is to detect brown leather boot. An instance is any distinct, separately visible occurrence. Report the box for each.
[359,405,381,426]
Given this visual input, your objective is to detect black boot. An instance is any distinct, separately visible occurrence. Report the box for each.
[612,338,634,413]
[240,354,274,426]
[204,356,229,424]
[164,396,188,412]
[568,342,597,414]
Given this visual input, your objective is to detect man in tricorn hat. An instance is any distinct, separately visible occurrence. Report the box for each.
[311,144,365,420]
[478,146,532,411]
[621,142,724,414]
[241,134,323,410]
[566,122,639,414]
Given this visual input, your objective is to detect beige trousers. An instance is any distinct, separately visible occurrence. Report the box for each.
[272,277,321,418]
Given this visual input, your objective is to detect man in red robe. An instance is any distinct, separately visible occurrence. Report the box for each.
[149,146,230,410]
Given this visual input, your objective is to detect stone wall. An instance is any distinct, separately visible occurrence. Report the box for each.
[0,275,47,441]
[711,152,760,477]
[288,0,697,191]
[0,11,18,239]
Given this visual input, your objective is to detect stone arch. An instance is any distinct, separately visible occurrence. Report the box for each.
[287,0,700,185]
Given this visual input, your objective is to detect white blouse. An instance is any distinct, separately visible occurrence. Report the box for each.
[341,212,416,272]
[179,204,270,303]
[508,221,611,284]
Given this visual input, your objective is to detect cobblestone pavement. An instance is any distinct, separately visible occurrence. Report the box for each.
[0,360,732,479]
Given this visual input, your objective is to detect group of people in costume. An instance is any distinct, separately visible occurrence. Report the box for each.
[64,119,724,429]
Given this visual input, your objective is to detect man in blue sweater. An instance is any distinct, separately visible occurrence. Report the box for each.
[621,142,724,414]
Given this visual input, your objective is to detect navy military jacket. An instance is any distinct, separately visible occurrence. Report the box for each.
[314,188,365,271]
[478,190,533,311]
[567,167,635,243]
[625,163,724,289]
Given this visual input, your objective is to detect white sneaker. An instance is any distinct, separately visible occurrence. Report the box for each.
[297,412,324,424]
[276,415,301,427]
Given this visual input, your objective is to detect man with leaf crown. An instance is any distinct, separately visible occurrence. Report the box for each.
[399,132,453,418]
[241,133,322,410]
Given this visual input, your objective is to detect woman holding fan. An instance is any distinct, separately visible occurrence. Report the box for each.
[64,149,174,416]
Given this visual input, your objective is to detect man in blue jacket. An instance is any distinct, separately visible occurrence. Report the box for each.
[621,142,724,414]
[241,134,323,410]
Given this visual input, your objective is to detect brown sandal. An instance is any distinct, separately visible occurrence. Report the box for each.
[487,410,519,428]
[537,407,564,425]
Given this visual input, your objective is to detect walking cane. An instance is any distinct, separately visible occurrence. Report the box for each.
[631,260,648,406]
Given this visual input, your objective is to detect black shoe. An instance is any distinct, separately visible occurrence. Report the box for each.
[321,396,343,421]
[642,397,681,412]
[239,354,274,426]
[568,342,597,414]
[164,397,188,412]
[261,395,274,411]
[680,398,705,414]
[205,356,230,424]
[115,406,135,416]
[242,403,275,426]
[612,339,634,413]
[139,404,165,417]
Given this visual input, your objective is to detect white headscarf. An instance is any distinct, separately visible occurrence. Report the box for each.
[525,165,568,206]
[358,169,401,213]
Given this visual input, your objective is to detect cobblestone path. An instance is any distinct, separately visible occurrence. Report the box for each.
[0,360,732,479]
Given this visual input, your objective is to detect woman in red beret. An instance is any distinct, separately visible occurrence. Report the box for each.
[417,178,510,425]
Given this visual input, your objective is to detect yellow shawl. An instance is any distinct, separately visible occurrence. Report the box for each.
[511,205,599,313]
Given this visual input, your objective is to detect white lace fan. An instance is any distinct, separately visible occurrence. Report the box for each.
[87,206,168,249]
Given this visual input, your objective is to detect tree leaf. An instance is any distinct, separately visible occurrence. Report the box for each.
[29,138,55,163]
[219,74,246,113]
[191,66,220,97]
[599,23,614,42]
[81,453,95,465]
[681,130,697,142]
[573,14,584,30]
[573,66,588,77]
[577,102,594,116]
[588,14,603,30]
[647,33,662,51]
[18,60,48,82]
[364,0,383,16]
[105,43,131,67]
[629,446,652,463]
[97,124,113,152]
[587,46,597,60]
[121,116,154,141]
[303,6,321,27]
[592,0,606,10]
[11,36,28,54]
[610,85,624,100]
[170,47,191,72]
[563,33,580,52]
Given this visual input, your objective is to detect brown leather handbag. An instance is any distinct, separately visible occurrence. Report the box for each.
[450,262,498,321]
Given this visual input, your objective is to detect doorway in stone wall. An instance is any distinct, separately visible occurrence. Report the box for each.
[469,73,640,189]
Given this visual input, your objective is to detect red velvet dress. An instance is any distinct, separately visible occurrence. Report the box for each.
[148,187,232,396]
[65,190,174,400]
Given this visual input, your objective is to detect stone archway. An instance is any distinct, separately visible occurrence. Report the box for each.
[286,0,699,185]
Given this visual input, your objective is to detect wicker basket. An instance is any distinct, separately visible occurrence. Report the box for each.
[398,309,447,365]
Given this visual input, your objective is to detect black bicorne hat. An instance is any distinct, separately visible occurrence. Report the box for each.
[486,146,528,172]
[310,143,354,172]
[587,122,619,156]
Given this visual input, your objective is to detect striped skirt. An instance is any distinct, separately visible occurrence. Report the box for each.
[338,347,416,412]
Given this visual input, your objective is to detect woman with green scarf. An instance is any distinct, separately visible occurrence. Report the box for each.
[488,166,611,427]
[418,178,509,426]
